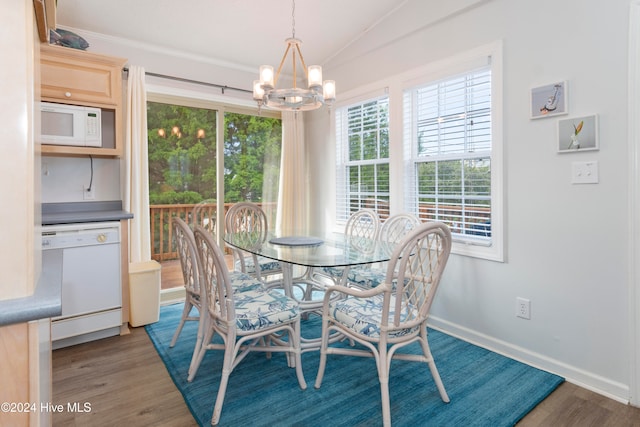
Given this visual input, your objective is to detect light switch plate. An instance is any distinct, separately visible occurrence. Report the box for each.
[571,161,599,184]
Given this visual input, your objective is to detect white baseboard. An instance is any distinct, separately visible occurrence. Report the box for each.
[427,315,630,404]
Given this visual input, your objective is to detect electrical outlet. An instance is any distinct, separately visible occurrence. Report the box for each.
[516,297,531,320]
[83,185,95,200]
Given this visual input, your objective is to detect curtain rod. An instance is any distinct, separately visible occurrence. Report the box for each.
[123,68,252,95]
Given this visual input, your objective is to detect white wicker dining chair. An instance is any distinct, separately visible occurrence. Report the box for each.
[314,222,452,427]
[224,202,283,283]
[190,226,307,425]
[346,213,421,289]
[313,208,380,286]
[169,217,204,377]
[170,217,262,378]
[191,199,217,234]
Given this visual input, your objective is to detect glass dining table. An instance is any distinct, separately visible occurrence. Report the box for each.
[224,231,394,350]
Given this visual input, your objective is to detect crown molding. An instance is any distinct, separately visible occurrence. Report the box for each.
[57,25,256,74]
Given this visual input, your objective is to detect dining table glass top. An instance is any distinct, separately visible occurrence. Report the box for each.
[224,231,395,268]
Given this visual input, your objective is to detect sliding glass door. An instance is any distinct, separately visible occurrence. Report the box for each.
[146,99,281,262]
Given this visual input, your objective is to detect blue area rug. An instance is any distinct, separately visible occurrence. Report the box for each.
[146,303,564,427]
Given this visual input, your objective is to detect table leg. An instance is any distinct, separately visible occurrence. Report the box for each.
[275,262,349,352]
[280,262,295,298]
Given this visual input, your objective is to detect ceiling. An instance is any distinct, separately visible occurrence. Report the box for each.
[55,0,408,74]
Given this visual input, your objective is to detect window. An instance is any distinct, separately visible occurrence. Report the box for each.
[335,96,390,223]
[404,54,502,261]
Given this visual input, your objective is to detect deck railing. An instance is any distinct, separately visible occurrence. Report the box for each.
[150,202,269,261]
[149,202,491,261]
[150,203,227,261]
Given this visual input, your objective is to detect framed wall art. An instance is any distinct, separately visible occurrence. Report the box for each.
[530,81,568,119]
[557,114,598,153]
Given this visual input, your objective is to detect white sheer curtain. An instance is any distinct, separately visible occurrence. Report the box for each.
[276,111,308,234]
[124,66,152,263]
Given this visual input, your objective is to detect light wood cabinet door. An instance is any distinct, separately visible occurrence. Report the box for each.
[41,44,125,106]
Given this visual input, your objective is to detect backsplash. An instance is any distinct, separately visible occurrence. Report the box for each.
[41,156,122,203]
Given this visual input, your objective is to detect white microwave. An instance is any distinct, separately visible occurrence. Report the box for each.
[41,102,102,147]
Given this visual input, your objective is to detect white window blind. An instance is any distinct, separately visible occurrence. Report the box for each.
[404,66,492,244]
[336,96,390,223]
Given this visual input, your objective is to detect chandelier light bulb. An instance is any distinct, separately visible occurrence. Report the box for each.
[260,65,275,89]
[307,65,322,89]
[323,80,336,102]
[253,80,265,100]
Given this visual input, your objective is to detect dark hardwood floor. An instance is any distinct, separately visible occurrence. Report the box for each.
[52,262,640,426]
[52,326,196,427]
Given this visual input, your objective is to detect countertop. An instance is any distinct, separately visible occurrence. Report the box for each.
[0,250,62,326]
[42,200,133,225]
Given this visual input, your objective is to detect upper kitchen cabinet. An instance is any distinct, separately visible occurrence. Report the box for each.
[40,44,127,157]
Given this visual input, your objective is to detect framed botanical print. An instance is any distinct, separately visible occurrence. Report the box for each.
[557,114,598,153]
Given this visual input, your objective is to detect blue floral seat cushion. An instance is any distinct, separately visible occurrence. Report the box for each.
[321,266,346,278]
[234,288,299,331]
[189,272,260,306]
[321,266,390,289]
[346,266,387,288]
[328,294,419,339]
[235,256,282,275]
[229,271,265,293]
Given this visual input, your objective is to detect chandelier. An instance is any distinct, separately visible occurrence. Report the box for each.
[253,0,336,112]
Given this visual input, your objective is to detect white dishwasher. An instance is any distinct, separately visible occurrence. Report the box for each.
[42,221,122,349]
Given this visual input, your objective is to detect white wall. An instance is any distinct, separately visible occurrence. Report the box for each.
[308,0,632,401]
[41,157,121,203]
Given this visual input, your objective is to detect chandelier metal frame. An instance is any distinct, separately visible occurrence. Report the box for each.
[253,0,335,112]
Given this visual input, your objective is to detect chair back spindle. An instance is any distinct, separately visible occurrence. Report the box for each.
[194,226,236,325]
[388,224,451,327]
[172,217,201,297]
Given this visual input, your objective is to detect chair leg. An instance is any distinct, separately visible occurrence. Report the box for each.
[211,340,236,426]
[188,324,215,382]
[427,360,450,403]
[169,301,193,347]
[379,378,391,427]
[314,319,331,388]
[291,318,307,390]
[188,312,206,376]
[420,330,450,403]
[378,345,392,427]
